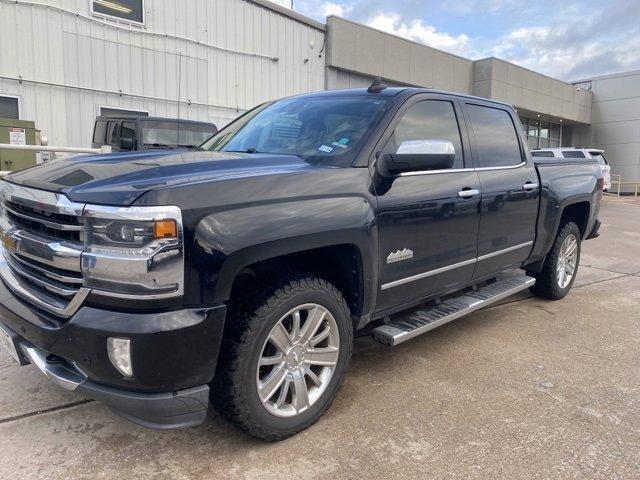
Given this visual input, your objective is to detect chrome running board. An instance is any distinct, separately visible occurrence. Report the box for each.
[373,275,536,346]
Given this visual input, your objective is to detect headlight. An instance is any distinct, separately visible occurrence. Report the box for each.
[87,218,178,247]
[82,205,184,299]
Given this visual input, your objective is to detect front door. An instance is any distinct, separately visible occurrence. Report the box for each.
[462,101,539,278]
[373,95,481,312]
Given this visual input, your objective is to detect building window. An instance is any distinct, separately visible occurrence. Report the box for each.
[92,0,144,24]
[0,96,20,120]
[99,106,148,117]
[519,115,561,149]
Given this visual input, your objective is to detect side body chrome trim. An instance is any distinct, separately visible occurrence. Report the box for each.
[381,257,477,290]
[381,241,534,290]
[476,241,533,262]
[397,161,527,177]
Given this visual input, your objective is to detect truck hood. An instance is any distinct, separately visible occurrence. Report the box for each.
[4,150,320,205]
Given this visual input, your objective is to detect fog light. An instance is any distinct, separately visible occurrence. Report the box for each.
[107,337,133,377]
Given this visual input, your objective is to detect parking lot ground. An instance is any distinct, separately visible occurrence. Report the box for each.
[0,195,639,480]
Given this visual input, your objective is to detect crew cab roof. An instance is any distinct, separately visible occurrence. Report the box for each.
[287,87,516,110]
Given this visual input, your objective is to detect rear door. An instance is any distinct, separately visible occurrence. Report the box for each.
[374,94,481,312]
[462,101,539,279]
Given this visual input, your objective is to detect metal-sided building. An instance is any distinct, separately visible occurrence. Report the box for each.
[0,0,325,148]
[0,0,637,190]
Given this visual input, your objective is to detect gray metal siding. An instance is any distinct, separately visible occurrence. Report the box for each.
[0,0,325,147]
[590,72,640,189]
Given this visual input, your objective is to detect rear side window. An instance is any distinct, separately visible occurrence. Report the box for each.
[562,150,586,158]
[466,104,523,167]
[531,151,555,158]
[387,100,465,168]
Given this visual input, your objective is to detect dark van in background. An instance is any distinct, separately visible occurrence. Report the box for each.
[92,116,217,152]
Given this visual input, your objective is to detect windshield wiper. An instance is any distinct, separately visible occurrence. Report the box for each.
[223,148,261,154]
[145,143,175,149]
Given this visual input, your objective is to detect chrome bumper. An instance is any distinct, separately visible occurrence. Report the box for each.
[19,342,87,391]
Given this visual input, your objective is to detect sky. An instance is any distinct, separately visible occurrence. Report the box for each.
[271,0,640,81]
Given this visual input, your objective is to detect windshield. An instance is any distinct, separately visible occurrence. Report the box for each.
[199,95,391,166]
[141,121,216,149]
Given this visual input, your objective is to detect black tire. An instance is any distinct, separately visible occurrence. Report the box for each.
[210,275,353,441]
[530,221,581,300]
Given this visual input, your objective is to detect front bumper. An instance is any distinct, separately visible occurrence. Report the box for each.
[2,328,209,428]
[0,277,226,429]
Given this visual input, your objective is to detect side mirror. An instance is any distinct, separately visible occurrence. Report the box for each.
[377,140,455,177]
[119,137,134,151]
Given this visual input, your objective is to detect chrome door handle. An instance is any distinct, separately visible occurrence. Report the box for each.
[522,182,539,191]
[458,188,480,198]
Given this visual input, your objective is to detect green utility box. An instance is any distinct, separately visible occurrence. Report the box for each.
[0,119,38,172]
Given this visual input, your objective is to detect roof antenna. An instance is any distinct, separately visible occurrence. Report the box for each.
[367,77,388,94]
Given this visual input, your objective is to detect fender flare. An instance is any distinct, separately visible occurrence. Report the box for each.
[191,196,378,311]
[526,194,592,273]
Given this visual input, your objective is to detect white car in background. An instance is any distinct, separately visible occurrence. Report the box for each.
[532,148,612,191]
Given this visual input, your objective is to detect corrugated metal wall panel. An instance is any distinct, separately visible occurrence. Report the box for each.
[0,0,325,147]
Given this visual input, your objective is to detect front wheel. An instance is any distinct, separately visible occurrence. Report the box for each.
[211,276,353,440]
[530,221,581,300]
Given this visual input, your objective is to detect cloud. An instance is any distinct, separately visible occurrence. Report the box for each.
[487,1,640,80]
[441,0,521,14]
[322,1,351,16]
[273,0,640,80]
[367,13,472,56]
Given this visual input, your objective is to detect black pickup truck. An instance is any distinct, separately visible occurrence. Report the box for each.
[0,83,602,440]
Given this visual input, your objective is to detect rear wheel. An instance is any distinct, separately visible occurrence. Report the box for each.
[211,276,353,440]
[530,221,581,300]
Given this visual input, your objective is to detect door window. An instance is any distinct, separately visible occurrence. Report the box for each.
[466,104,523,167]
[386,100,465,169]
[93,120,107,145]
[105,121,120,147]
[120,121,136,148]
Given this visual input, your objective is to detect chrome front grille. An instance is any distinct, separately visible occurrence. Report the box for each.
[0,183,90,318]
[4,200,83,241]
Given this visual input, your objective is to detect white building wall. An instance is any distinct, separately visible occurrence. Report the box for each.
[0,0,325,147]
[583,71,640,190]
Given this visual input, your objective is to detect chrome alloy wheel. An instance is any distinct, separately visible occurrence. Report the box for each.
[256,304,340,418]
[557,234,578,289]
